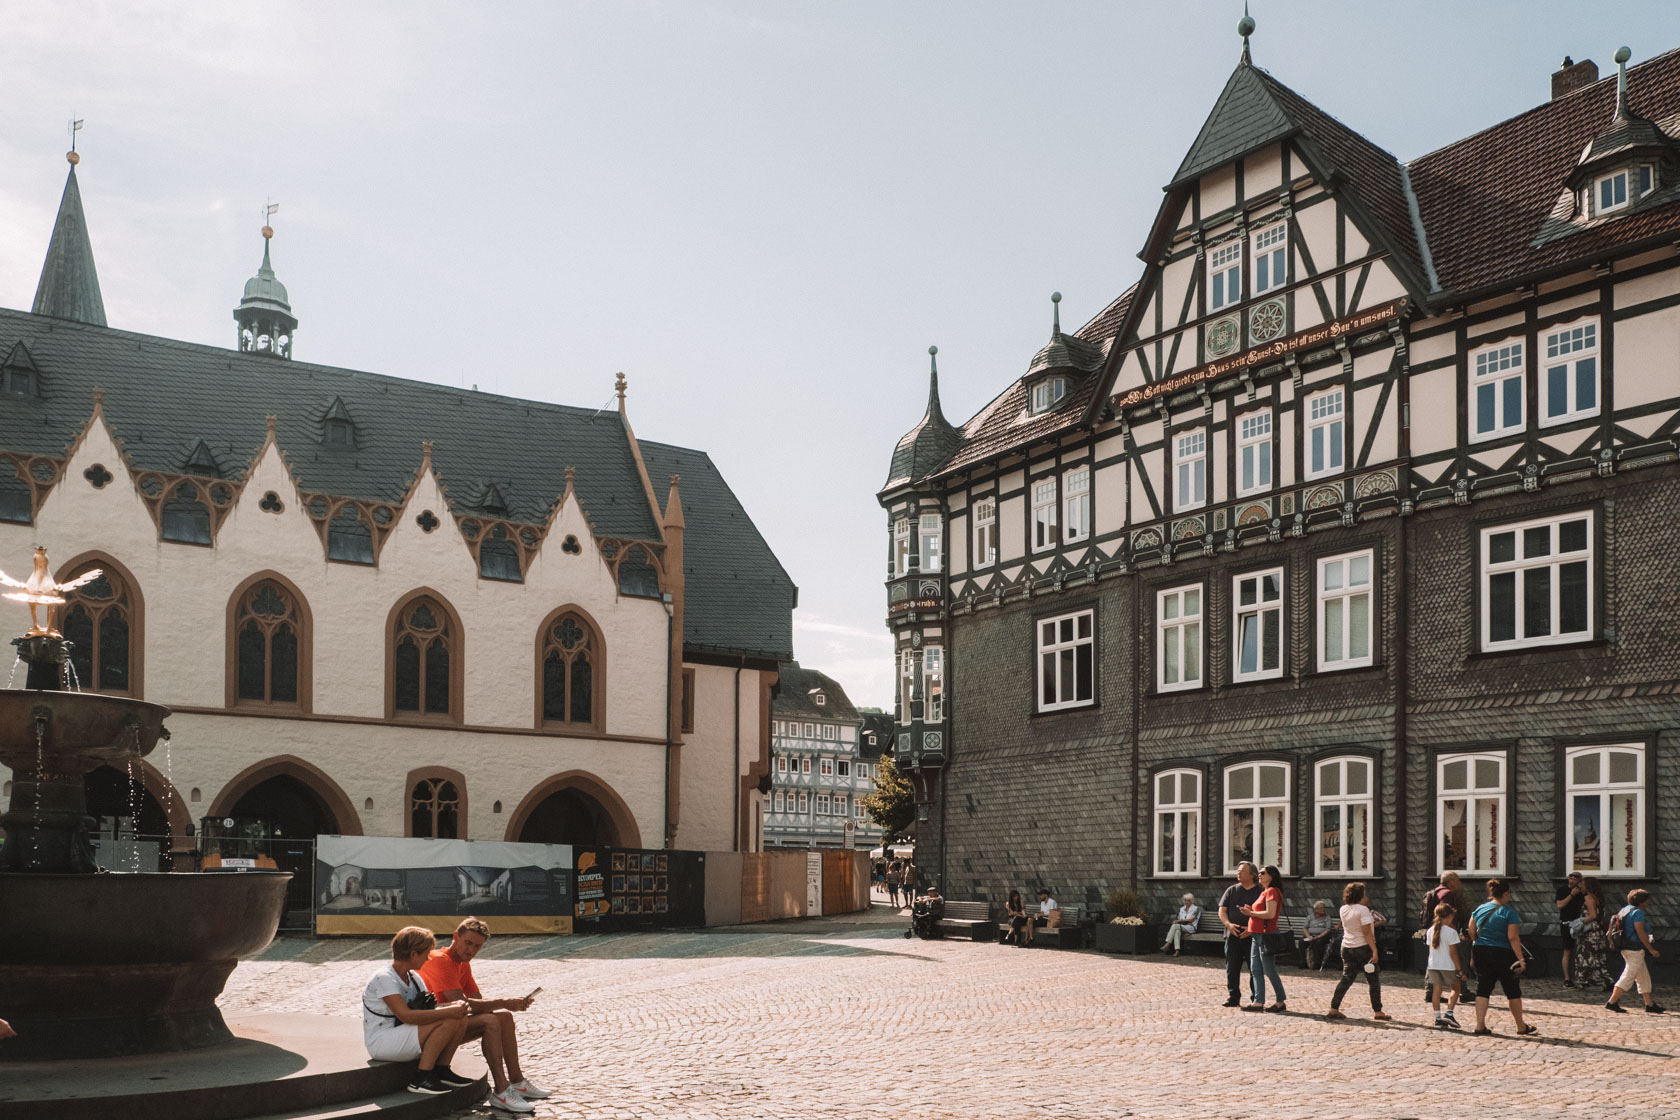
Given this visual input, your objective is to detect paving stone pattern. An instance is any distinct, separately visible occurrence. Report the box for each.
[226,906,1678,1120]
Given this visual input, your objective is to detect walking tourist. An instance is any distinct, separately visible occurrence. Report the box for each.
[1468,879,1537,1036]
[1325,881,1388,1022]
[1161,893,1201,956]
[1419,871,1461,929]
[886,860,903,908]
[362,926,476,1097]
[1557,871,1586,986]
[1605,889,1664,1014]
[420,917,550,1113]
[1424,902,1466,1029]
[1217,862,1261,1008]
[1239,865,1287,1012]
[1302,900,1336,970]
[1573,878,1615,993]
[1003,889,1030,947]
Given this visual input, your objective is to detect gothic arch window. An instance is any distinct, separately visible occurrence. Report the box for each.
[535,607,604,731]
[406,768,467,839]
[57,553,142,696]
[227,574,312,710]
[388,592,463,722]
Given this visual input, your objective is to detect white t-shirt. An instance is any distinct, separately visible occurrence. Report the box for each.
[1340,904,1376,949]
[1424,924,1461,971]
[1040,898,1058,915]
[362,964,429,1046]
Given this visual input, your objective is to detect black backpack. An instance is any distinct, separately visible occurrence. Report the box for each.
[1419,887,1447,930]
[1607,908,1628,951]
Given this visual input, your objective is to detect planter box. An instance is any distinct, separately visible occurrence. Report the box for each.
[1094,922,1158,954]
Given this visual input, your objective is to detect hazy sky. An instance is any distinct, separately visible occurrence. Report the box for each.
[0,2,1673,706]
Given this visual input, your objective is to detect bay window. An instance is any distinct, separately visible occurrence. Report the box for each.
[923,646,944,722]
[918,514,942,573]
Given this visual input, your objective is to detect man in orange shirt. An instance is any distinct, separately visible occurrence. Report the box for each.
[420,917,549,1113]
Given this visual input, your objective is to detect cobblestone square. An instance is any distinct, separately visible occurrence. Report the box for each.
[225,906,1677,1120]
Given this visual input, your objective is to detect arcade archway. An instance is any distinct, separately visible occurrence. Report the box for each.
[506,771,641,848]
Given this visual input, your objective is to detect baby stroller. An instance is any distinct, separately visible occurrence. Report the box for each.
[905,895,944,939]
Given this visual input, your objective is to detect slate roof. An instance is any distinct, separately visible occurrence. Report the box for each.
[928,286,1133,479]
[771,662,860,722]
[1408,47,1680,297]
[0,305,793,661]
[32,167,106,327]
[641,440,795,661]
[857,711,892,760]
[881,353,963,492]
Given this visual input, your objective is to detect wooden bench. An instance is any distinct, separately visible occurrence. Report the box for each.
[1182,911,1228,952]
[935,900,996,941]
[1036,902,1086,949]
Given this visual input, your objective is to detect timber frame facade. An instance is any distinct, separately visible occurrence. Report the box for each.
[880,43,1680,933]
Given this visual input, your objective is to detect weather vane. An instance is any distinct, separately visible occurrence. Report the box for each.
[67,117,84,165]
[0,547,102,637]
[263,200,279,239]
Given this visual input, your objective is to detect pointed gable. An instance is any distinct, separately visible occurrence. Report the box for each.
[1171,63,1296,187]
[32,165,107,327]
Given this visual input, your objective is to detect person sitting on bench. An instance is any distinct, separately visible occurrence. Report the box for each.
[1162,894,1201,956]
[910,885,945,938]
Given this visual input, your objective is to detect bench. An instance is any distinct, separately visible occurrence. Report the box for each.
[935,900,996,941]
[1179,913,1342,961]
[1036,902,1087,949]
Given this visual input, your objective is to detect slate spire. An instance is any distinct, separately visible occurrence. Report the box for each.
[884,346,963,487]
[32,154,107,327]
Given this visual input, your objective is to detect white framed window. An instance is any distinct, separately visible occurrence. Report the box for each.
[801,757,811,774]
[776,755,787,773]
[1317,550,1373,671]
[893,518,910,575]
[855,800,867,819]
[1173,429,1206,512]
[972,497,997,568]
[1233,568,1283,681]
[1153,768,1202,877]
[1471,341,1525,441]
[816,793,831,815]
[1062,467,1091,543]
[1031,477,1058,552]
[773,791,784,812]
[815,694,827,707]
[1304,388,1344,478]
[819,758,834,777]
[822,724,837,741]
[1036,609,1094,712]
[899,649,918,720]
[1252,224,1286,295]
[1156,584,1203,693]
[804,723,815,738]
[1236,409,1272,496]
[1030,377,1068,414]
[1209,240,1241,311]
[797,791,809,812]
[1224,760,1291,874]
[1541,320,1599,426]
[837,760,850,777]
[923,646,944,722]
[835,793,847,816]
[1438,752,1505,876]
[1596,169,1629,214]
[1481,510,1592,651]
[1566,744,1645,876]
[918,513,942,573]
[1314,757,1373,875]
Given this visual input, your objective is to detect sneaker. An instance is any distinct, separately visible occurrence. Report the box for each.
[434,1066,476,1089]
[1645,1004,1666,1014]
[489,1087,536,1113]
[508,1078,552,1100]
[406,1074,450,1096]
[1605,1000,1627,1013]
[1443,1011,1461,1029]
[1372,1011,1392,1021]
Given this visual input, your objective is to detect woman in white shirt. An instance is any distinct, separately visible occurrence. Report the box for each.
[1325,881,1390,1022]
[1161,894,1202,956]
[362,926,475,1097]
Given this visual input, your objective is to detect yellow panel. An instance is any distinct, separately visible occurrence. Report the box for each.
[316,914,574,937]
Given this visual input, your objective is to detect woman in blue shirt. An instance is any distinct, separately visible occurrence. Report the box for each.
[1466,878,1537,1036]
[1605,888,1664,1014]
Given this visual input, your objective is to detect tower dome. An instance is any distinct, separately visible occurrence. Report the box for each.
[234,224,297,358]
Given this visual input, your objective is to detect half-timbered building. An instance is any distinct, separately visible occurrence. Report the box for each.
[881,34,1680,931]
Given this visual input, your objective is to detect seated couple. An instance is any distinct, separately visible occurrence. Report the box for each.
[362,918,551,1113]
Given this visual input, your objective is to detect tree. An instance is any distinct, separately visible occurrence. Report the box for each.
[862,754,916,843]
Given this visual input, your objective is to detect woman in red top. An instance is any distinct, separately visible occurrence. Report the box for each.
[1239,865,1287,1012]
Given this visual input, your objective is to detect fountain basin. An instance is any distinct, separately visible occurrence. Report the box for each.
[0,870,291,1060]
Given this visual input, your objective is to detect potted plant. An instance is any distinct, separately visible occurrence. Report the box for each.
[1094,888,1156,954]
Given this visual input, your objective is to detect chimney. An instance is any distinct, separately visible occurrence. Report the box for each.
[1552,56,1599,101]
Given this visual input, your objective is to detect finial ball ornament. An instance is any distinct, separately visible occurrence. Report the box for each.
[261,225,274,240]
[1238,14,1255,37]
[1614,45,1632,65]
[1051,291,1062,304]
[928,345,938,356]
[66,150,80,166]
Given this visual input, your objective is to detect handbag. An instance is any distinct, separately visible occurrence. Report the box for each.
[1261,931,1293,954]
[1567,916,1586,939]
[406,984,437,1011]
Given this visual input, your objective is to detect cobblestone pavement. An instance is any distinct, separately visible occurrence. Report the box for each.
[226,905,1677,1120]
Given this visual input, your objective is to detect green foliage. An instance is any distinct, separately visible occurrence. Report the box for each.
[1106,886,1148,921]
[862,755,916,843]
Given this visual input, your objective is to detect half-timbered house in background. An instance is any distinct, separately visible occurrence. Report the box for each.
[881,32,1680,932]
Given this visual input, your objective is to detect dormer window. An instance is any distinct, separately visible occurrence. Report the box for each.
[324,418,353,447]
[3,342,38,397]
[1597,170,1630,214]
[1030,377,1067,414]
[814,693,827,707]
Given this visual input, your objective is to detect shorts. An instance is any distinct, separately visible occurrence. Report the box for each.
[1425,968,1458,991]
[366,1022,421,1063]
[1472,945,1522,1001]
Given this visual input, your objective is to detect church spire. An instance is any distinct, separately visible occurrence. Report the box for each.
[32,148,107,327]
[234,207,298,358]
[924,345,948,427]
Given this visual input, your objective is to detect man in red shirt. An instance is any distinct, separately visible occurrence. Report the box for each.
[420,917,550,1112]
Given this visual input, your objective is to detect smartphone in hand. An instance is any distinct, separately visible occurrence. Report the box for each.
[524,987,543,1002]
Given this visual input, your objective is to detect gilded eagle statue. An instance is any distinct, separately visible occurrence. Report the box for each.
[0,547,103,637]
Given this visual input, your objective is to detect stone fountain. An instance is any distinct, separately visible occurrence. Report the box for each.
[0,549,292,1062]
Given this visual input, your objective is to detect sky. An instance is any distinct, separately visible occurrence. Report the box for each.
[0,1,1674,707]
